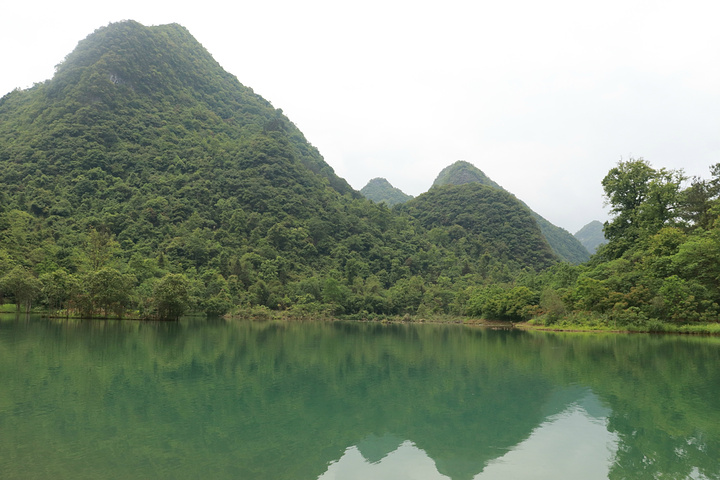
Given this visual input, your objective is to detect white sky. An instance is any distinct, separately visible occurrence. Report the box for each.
[2,0,719,233]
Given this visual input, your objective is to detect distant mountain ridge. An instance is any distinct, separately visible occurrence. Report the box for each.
[574,220,607,254]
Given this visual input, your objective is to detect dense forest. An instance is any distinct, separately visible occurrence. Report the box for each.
[359,161,591,265]
[430,161,591,264]
[555,159,720,329]
[0,21,718,330]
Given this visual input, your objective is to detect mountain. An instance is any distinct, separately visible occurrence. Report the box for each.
[574,220,607,254]
[431,161,590,264]
[360,177,413,206]
[0,21,559,318]
[432,161,503,190]
[0,21,357,256]
[0,21,393,313]
[5,21,355,197]
[398,183,558,271]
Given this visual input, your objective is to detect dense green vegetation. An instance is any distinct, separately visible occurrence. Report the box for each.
[359,177,413,206]
[397,183,557,272]
[431,161,591,264]
[0,21,718,330]
[530,158,720,330]
[574,220,606,254]
[360,161,591,264]
[0,21,561,320]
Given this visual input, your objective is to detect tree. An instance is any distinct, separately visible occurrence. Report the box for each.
[671,228,720,293]
[573,276,613,313]
[85,228,121,271]
[0,266,42,312]
[82,267,136,318]
[678,163,720,230]
[539,288,567,322]
[203,292,232,316]
[602,158,684,258]
[153,273,191,320]
[503,286,539,320]
[40,269,78,314]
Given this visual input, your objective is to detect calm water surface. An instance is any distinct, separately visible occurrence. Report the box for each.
[1,315,719,479]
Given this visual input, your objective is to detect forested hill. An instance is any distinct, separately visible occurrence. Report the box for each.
[574,220,607,254]
[360,178,413,206]
[0,20,561,319]
[0,20,355,198]
[432,161,591,264]
[397,183,557,271]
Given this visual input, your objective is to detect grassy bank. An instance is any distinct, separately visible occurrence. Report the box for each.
[521,312,720,335]
[227,306,720,335]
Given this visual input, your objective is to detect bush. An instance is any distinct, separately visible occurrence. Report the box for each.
[609,306,648,327]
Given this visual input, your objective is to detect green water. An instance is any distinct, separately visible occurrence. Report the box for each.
[1,316,719,479]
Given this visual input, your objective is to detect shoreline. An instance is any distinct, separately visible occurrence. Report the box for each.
[225,311,720,336]
[5,309,720,336]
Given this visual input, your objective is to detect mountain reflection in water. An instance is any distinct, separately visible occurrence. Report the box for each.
[320,389,617,480]
[1,317,719,480]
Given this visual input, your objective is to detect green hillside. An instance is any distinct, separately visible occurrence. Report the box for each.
[0,21,559,320]
[360,177,413,206]
[574,220,607,254]
[398,183,557,271]
[432,161,591,264]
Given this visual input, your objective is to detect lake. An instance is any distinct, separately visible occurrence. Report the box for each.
[1,315,719,479]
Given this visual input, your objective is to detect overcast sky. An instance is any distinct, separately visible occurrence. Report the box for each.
[2,0,719,233]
